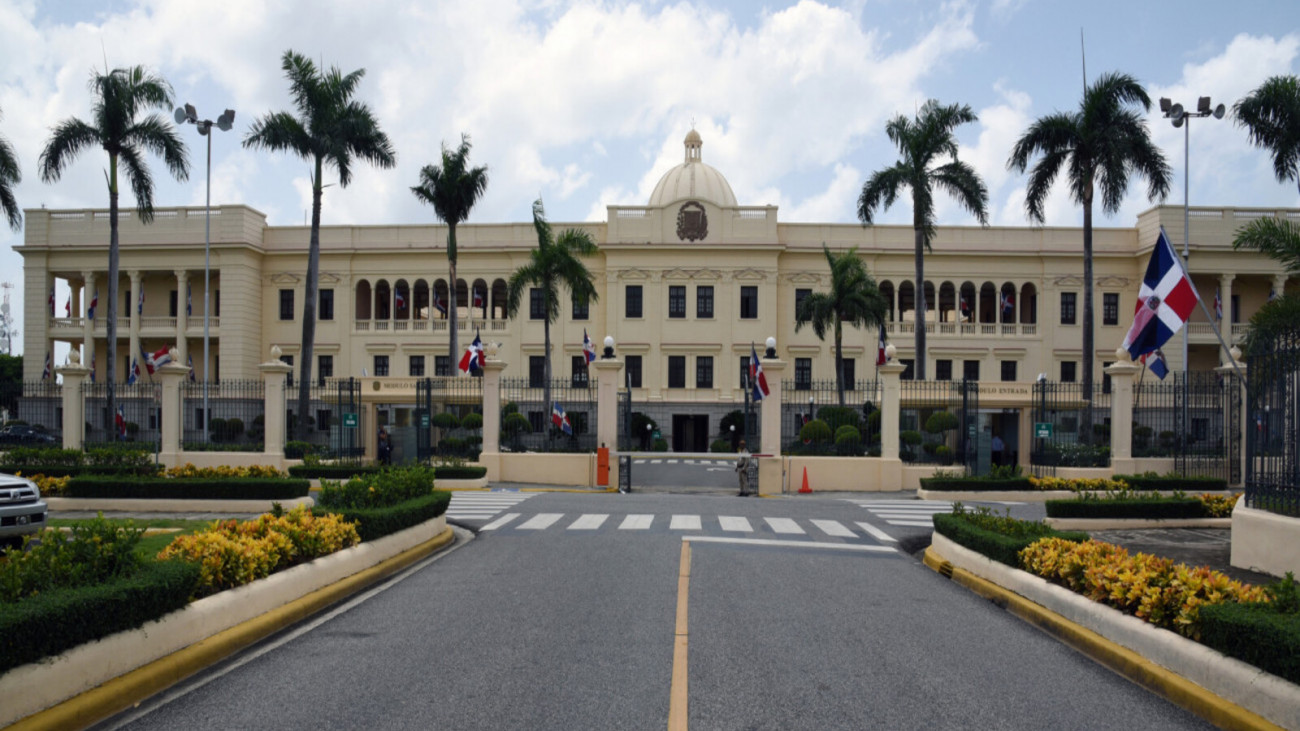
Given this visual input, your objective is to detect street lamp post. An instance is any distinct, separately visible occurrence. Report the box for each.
[174,104,235,443]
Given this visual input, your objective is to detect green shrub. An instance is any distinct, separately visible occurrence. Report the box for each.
[709,439,732,453]
[1111,473,1229,492]
[932,506,1088,567]
[833,425,861,444]
[65,477,311,500]
[924,410,959,434]
[433,412,460,429]
[799,419,832,444]
[313,492,451,543]
[433,465,487,480]
[0,517,144,602]
[285,441,316,459]
[900,430,923,446]
[317,464,435,510]
[0,446,159,475]
[0,560,201,675]
[289,464,382,479]
[652,439,669,452]
[1045,496,1206,519]
[718,410,744,437]
[461,413,483,430]
[1200,599,1300,685]
[502,412,531,436]
[816,406,860,433]
[920,475,1034,491]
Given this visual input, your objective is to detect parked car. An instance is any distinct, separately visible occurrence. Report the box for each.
[0,472,47,545]
[0,424,58,446]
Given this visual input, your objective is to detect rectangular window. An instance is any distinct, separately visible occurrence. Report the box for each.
[963,359,980,381]
[318,355,333,386]
[740,286,758,319]
[1001,360,1017,382]
[528,411,546,433]
[1231,294,1240,324]
[571,355,589,388]
[794,358,812,390]
[795,288,811,318]
[570,411,589,435]
[125,289,132,315]
[281,355,294,387]
[1102,361,1113,394]
[169,290,178,317]
[1103,293,1118,326]
[625,355,642,388]
[373,355,389,377]
[316,409,332,433]
[214,290,220,317]
[935,359,952,381]
[571,293,589,320]
[409,355,425,377]
[841,358,855,387]
[1061,361,1077,383]
[319,289,334,321]
[696,356,713,388]
[1060,292,1077,325]
[193,407,208,432]
[280,289,294,321]
[626,285,643,318]
[668,285,686,318]
[740,356,752,388]
[696,286,714,318]
[529,288,545,320]
[435,355,450,377]
[668,356,686,388]
[900,359,915,381]
[529,356,546,387]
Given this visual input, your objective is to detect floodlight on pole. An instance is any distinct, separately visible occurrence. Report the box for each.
[173,104,236,443]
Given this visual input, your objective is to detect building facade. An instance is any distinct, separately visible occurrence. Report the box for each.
[18,132,1293,453]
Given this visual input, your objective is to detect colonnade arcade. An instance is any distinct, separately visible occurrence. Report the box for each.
[880,280,1039,327]
[353,277,510,323]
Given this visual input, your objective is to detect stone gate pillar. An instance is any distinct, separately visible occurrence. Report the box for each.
[157,350,189,466]
[260,346,294,464]
[1105,351,1142,476]
[878,348,906,491]
[480,352,507,482]
[56,352,91,451]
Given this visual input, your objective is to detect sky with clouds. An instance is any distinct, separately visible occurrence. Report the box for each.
[1,0,1298,355]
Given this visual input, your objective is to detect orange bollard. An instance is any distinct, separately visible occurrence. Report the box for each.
[798,466,812,493]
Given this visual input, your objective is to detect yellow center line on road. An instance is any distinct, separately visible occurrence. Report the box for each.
[668,541,691,731]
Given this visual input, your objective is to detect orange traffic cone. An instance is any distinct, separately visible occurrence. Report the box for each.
[798,466,812,493]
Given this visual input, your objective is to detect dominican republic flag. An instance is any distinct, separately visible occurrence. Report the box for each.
[395,290,406,310]
[582,329,596,364]
[1141,349,1170,380]
[1214,288,1222,321]
[89,353,96,383]
[1000,291,1014,320]
[41,351,51,380]
[1121,228,1199,360]
[138,288,145,315]
[48,286,54,316]
[473,288,484,309]
[458,329,483,373]
[115,405,127,439]
[87,290,98,320]
[959,297,970,319]
[64,297,71,316]
[186,286,192,317]
[152,346,173,369]
[749,342,770,401]
[126,357,140,386]
[433,291,447,316]
[187,354,196,382]
[876,326,887,366]
[141,345,156,375]
[1256,411,1265,431]
[551,402,573,435]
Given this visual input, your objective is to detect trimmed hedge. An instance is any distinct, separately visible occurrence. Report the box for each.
[435,465,486,480]
[289,464,381,480]
[0,560,201,674]
[1200,602,1300,685]
[65,477,311,500]
[920,477,1033,492]
[1112,474,1229,492]
[1045,497,1206,519]
[932,512,1089,567]
[313,491,451,542]
[0,464,163,478]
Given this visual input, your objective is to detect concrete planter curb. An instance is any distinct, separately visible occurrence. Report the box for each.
[1,515,451,729]
[1045,517,1233,531]
[46,496,315,515]
[918,488,1235,503]
[926,532,1300,730]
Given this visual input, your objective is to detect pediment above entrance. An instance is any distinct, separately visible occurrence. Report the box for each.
[269,272,301,284]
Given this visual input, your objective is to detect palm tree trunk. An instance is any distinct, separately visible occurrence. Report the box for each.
[105,153,119,435]
[1081,195,1095,444]
[448,222,459,370]
[834,321,845,406]
[913,224,927,380]
[296,157,323,441]
[542,305,552,444]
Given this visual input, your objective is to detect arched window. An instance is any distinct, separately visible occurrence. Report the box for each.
[898,281,915,322]
[355,280,372,320]
[999,282,1017,324]
[959,282,976,322]
[1019,283,1038,324]
[979,282,997,324]
[394,279,411,320]
[413,280,430,320]
[491,279,508,320]
[879,281,895,322]
[471,278,489,320]
[375,280,392,320]
[433,279,449,319]
[921,281,936,322]
[938,282,956,323]
[454,279,469,311]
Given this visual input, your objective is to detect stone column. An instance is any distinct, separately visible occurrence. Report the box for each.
[260,346,294,463]
[1105,352,1142,475]
[57,351,91,451]
[81,271,96,365]
[1273,274,1287,303]
[128,270,142,376]
[591,354,624,490]
[480,354,507,481]
[175,270,189,362]
[758,358,786,457]
[878,352,906,491]
[157,350,189,465]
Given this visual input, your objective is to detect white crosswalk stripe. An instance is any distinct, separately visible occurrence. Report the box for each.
[446,492,535,522]
[670,514,702,530]
[810,519,855,538]
[855,521,897,543]
[718,516,753,532]
[847,498,952,529]
[764,517,804,535]
[568,514,609,530]
[518,513,564,530]
[620,514,654,530]
[480,513,520,531]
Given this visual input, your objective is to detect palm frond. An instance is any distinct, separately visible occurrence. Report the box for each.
[38,118,100,183]
[857,163,908,224]
[1232,217,1300,273]
[1233,75,1300,191]
[0,121,22,231]
[932,160,989,226]
[116,145,157,222]
[124,113,190,183]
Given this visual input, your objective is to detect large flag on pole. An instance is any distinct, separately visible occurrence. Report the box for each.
[1140,349,1170,380]
[1121,228,1199,361]
[127,357,140,386]
[876,326,887,366]
[748,342,770,402]
[458,329,483,373]
[41,351,51,380]
[551,402,573,435]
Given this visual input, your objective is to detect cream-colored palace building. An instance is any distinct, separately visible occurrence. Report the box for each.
[17,131,1293,447]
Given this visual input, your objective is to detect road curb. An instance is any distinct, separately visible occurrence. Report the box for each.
[6,525,455,731]
[923,542,1289,731]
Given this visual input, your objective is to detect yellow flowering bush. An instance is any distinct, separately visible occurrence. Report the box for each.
[164,463,287,479]
[1028,475,1130,492]
[13,472,72,495]
[1019,537,1268,640]
[1197,492,1239,518]
[158,506,358,594]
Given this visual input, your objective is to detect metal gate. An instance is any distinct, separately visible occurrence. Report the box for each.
[333,377,363,459]
[1245,326,1300,514]
[957,380,980,475]
[1172,372,1243,484]
[416,377,433,461]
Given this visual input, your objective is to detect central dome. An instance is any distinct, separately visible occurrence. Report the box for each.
[647,130,737,209]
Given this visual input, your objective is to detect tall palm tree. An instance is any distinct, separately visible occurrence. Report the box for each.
[0,107,20,232]
[1234,75,1300,193]
[858,100,988,380]
[505,199,599,420]
[244,50,396,439]
[1008,71,1170,411]
[39,66,189,433]
[795,244,887,406]
[411,134,489,368]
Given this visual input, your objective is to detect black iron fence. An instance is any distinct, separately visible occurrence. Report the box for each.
[182,380,265,450]
[1246,326,1300,516]
[82,382,161,450]
[293,379,365,459]
[0,381,62,446]
[501,378,597,453]
[1131,371,1241,481]
[416,376,484,461]
[900,380,978,469]
[782,379,880,456]
[1031,381,1111,471]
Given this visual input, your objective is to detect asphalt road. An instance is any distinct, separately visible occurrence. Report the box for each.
[99,491,1211,731]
